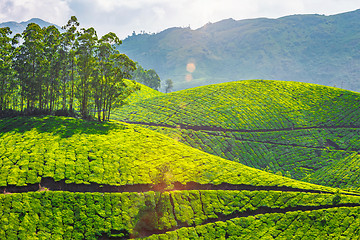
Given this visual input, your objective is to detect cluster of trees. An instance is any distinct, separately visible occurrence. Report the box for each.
[0,16,139,121]
[131,63,174,93]
[131,63,161,91]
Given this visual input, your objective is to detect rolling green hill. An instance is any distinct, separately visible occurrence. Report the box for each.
[0,115,331,190]
[1,115,360,239]
[124,79,163,105]
[119,9,360,92]
[112,80,360,190]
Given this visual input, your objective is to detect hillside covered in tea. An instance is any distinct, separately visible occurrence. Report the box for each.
[112,80,360,191]
[1,115,360,239]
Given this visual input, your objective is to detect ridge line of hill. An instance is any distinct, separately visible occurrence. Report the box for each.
[141,203,360,239]
[2,178,359,196]
[123,121,360,133]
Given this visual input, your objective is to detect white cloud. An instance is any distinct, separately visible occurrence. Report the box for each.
[0,0,72,25]
[0,0,359,39]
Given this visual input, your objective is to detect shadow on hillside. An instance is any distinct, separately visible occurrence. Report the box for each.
[0,116,121,138]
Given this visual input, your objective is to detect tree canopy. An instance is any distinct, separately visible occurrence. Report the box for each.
[0,16,139,121]
[132,62,161,91]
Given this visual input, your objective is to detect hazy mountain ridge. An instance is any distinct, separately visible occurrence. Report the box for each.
[119,9,360,92]
[0,18,61,35]
[1,11,359,92]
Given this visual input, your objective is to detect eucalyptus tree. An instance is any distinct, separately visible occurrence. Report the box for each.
[61,16,79,112]
[14,23,44,109]
[165,79,173,93]
[104,53,138,120]
[0,27,15,110]
[76,27,98,119]
[2,16,139,120]
[132,63,161,90]
[43,25,61,111]
[145,69,161,90]
[95,32,138,121]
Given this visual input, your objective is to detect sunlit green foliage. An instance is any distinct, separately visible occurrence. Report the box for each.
[0,116,338,193]
[0,190,359,239]
[113,80,360,129]
[1,17,139,121]
[123,79,163,105]
[112,80,360,189]
[143,126,359,183]
[144,206,360,239]
[306,153,360,190]
[1,80,359,238]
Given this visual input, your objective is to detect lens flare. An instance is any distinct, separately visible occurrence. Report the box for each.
[186,62,196,73]
[185,73,193,82]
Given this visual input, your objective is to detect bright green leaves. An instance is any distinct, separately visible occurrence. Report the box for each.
[145,206,360,239]
[113,80,360,130]
[0,116,341,194]
[2,17,139,121]
[111,80,360,190]
[0,27,16,111]
[1,190,360,239]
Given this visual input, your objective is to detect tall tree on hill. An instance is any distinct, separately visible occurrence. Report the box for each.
[165,79,173,93]
[145,69,161,91]
[1,16,139,120]
[95,32,138,121]
[132,63,161,90]
[14,23,44,109]
[103,53,138,121]
[76,27,98,119]
[0,27,16,110]
[43,25,61,111]
[61,16,79,112]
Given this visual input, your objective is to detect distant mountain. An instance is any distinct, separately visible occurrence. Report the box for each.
[0,18,60,35]
[119,10,360,92]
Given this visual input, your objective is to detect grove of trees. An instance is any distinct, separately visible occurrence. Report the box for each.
[0,16,139,121]
[132,63,161,91]
[165,79,173,93]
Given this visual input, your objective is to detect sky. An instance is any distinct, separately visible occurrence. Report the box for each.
[0,0,359,39]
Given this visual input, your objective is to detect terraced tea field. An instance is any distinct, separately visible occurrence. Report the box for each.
[112,80,360,190]
[1,80,360,239]
[124,79,164,105]
[0,116,335,191]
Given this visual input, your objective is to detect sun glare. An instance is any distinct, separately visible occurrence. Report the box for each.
[185,73,193,82]
[186,62,196,73]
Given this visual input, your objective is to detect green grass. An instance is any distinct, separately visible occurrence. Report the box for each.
[112,80,360,189]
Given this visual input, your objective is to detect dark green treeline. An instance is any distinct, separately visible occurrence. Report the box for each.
[0,16,139,121]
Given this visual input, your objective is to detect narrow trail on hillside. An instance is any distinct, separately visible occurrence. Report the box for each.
[2,178,360,239]
[139,203,360,239]
[1,178,359,196]
[122,121,360,133]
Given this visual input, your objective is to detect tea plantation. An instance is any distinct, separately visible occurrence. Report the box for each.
[112,80,360,190]
[1,80,360,239]
[123,79,163,105]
